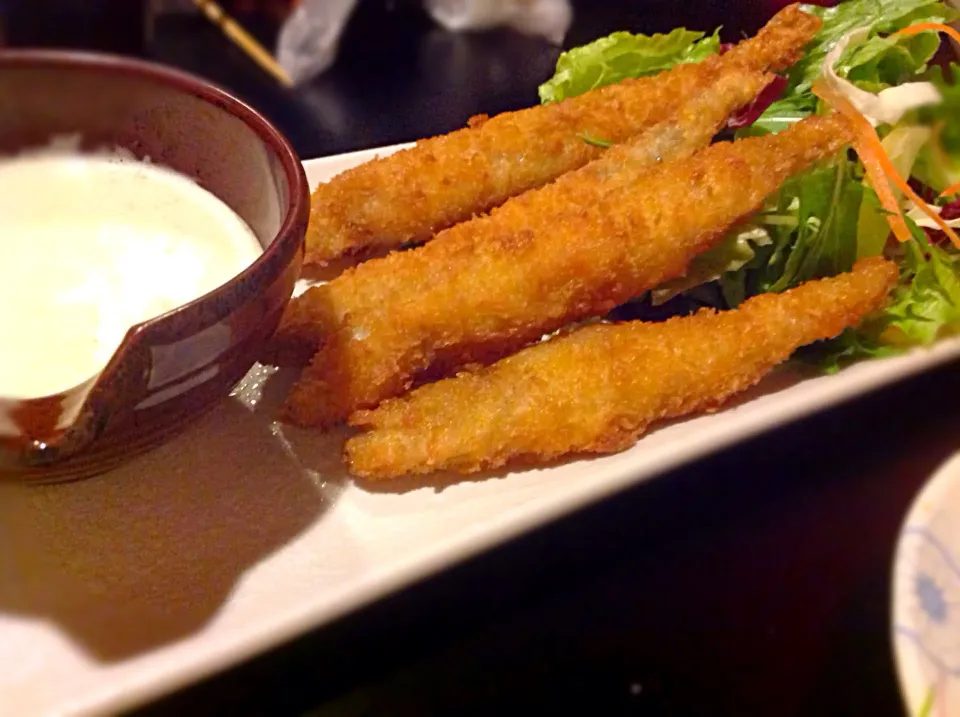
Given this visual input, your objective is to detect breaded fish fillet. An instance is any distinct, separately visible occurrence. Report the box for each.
[303,4,821,266]
[267,65,774,368]
[281,113,855,427]
[346,258,899,478]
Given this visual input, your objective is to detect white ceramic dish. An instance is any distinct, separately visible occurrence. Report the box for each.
[4,145,960,717]
[893,451,960,717]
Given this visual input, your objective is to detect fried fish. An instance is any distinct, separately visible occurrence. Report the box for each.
[346,258,898,478]
[282,113,855,427]
[302,4,821,267]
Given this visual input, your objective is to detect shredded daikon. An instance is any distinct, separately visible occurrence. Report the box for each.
[821,28,941,127]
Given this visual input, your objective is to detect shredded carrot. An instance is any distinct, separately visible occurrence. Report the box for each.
[895,21,960,47]
[941,179,960,197]
[811,81,912,242]
[812,78,960,248]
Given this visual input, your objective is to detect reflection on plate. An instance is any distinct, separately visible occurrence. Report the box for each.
[893,451,960,717]
[5,148,960,717]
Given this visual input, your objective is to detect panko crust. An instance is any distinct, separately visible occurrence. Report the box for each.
[346,258,899,478]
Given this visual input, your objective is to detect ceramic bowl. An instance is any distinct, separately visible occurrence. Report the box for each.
[892,451,960,717]
[0,50,308,483]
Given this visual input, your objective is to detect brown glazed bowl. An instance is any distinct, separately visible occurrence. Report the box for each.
[0,51,308,483]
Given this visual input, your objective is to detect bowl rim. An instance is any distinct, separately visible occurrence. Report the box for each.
[0,48,309,329]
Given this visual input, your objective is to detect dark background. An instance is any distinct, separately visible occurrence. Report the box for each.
[2,0,810,159]
[2,1,931,715]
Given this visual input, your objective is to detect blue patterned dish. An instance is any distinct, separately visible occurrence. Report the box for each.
[893,452,960,717]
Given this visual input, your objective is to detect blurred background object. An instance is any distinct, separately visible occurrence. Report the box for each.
[277,0,572,83]
[275,0,358,86]
[194,0,294,85]
[0,1,821,159]
[425,0,572,42]
[278,0,572,85]
[2,0,150,53]
[0,0,296,53]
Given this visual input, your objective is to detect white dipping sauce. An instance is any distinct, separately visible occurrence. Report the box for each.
[0,154,263,400]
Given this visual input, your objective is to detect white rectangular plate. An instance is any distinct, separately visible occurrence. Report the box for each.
[3,144,959,717]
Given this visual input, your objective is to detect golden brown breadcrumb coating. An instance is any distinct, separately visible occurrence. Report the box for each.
[302,4,821,266]
[267,65,774,368]
[281,113,855,428]
[345,258,899,478]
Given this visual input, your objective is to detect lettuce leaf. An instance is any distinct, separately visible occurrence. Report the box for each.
[745,0,953,136]
[913,64,960,190]
[857,124,931,257]
[650,226,771,305]
[538,27,720,104]
[535,0,960,373]
[539,0,953,127]
[791,0,952,93]
[770,159,862,291]
[806,229,960,370]
[839,30,941,91]
[795,328,900,373]
[922,64,960,150]
[738,95,813,136]
[719,158,863,307]
[884,233,960,343]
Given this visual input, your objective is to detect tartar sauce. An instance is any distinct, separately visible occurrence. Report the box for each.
[0,154,263,399]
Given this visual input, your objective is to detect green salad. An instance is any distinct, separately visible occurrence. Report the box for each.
[539,0,960,371]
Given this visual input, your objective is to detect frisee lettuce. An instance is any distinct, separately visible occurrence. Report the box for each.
[745,0,953,137]
[724,1,960,373]
[790,0,951,92]
[538,27,720,104]
[811,229,960,370]
[885,229,960,343]
[537,0,960,373]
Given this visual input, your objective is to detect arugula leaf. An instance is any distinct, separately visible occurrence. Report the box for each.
[715,158,864,311]
[752,160,862,291]
[538,27,720,104]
